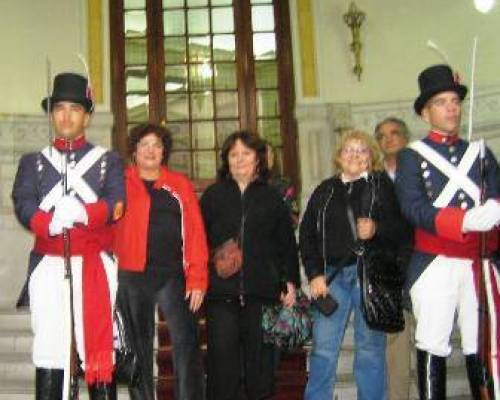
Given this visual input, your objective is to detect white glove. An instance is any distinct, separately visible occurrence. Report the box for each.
[48,215,73,236]
[462,199,500,233]
[53,196,89,226]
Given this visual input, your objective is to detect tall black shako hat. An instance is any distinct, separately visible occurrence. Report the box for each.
[414,64,468,115]
[41,72,94,113]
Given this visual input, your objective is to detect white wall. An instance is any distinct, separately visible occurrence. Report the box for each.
[0,0,112,115]
[309,0,500,104]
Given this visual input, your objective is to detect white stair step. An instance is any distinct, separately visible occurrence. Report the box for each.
[0,329,32,354]
[0,309,30,331]
[0,353,34,381]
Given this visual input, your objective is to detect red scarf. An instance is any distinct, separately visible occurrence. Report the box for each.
[35,228,114,384]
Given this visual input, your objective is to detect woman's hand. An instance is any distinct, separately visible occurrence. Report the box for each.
[357,217,376,240]
[280,282,296,308]
[309,275,328,299]
[185,289,205,312]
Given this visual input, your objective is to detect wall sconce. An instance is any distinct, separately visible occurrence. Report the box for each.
[343,2,366,81]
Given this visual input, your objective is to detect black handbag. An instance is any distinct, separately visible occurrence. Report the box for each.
[346,175,405,333]
[114,307,141,386]
[357,243,405,333]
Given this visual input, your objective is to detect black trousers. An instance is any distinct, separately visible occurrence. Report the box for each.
[118,271,204,400]
[206,298,275,400]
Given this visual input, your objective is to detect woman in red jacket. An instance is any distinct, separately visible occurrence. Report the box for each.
[113,123,208,400]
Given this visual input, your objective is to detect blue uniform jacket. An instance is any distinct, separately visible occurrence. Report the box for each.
[395,133,499,290]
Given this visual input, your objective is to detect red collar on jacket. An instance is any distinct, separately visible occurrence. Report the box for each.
[427,130,459,145]
[53,135,87,151]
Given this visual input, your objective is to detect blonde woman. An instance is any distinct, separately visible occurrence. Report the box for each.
[300,130,405,400]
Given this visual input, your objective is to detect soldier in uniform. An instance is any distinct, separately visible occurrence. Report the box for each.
[12,72,125,400]
[395,64,500,399]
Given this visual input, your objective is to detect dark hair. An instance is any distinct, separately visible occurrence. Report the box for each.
[374,117,410,142]
[217,130,270,181]
[128,123,173,164]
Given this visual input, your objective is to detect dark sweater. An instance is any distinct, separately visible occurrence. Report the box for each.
[200,178,300,302]
[299,172,407,281]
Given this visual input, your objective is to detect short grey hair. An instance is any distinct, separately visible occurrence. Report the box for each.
[374,117,410,141]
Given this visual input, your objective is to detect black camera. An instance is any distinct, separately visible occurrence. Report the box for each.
[312,293,338,316]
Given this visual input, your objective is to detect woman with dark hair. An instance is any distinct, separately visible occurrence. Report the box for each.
[200,130,300,400]
[113,123,208,400]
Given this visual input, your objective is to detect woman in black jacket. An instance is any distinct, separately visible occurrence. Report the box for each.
[300,130,405,400]
[200,130,300,400]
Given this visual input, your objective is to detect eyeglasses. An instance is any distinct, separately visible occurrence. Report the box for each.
[342,146,369,156]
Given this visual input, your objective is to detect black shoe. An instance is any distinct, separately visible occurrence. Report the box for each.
[88,382,117,400]
[416,349,446,400]
[36,368,64,400]
[465,353,493,400]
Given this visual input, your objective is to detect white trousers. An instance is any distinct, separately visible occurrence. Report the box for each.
[28,253,117,369]
[410,255,478,357]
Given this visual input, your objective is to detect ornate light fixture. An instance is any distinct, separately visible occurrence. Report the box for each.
[343,2,366,81]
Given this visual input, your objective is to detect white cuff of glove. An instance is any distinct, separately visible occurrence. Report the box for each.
[462,199,500,233]
[54,196,89,226]
[48,216,73,236]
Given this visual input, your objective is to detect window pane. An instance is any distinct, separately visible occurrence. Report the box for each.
[192,122,215,149]
[191,92,214,120]
[257,118,280,143]
[214,63,236,90]
[124,0,145,9]
[190,64,214,91]
[212,7,234,33]
[193,151,216,179]
[166,93,189,121]
[163,10,185,35]
[255,61,277,89]
[215,91,238,118]
[126,94,149,122]
[216,120,239,146]
[169,151,192,175]
[189,36,211,62]
[164,37,186,64]
[253,33,276,60]
[212,0,233,5]
[163,0,184,8]
[126,66,148,92]
[124,11,147,37]
[125,38,148,65]
[188,0,208,5]
[251,5,274,31]
[165,65,188,92]
[255,61,277,88]
[168,122,190,149]
[256,90,279,117]
[188,9,209,35]
[213,34,235,61]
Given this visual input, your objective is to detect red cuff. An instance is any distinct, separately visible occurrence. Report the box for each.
[185,264,209,292]
[85,201,109,229]
[435,207,467,242]
[30,210,52,239]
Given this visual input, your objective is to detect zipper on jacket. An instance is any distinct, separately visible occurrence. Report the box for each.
[320,184,335,277]
[238,190,247,307]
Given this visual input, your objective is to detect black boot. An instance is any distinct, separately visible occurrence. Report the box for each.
[88,381,117,400]
[417,349,446,399]
[465,353,492,400]
[36,368,64,400]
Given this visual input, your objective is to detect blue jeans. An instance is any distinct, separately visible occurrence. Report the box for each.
[304,264,387,400]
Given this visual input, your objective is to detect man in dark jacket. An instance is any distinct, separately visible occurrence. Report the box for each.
[395,64,500,399]
[375,117,414,400]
